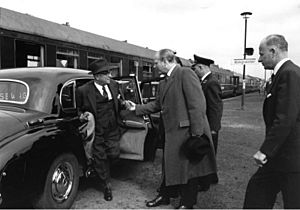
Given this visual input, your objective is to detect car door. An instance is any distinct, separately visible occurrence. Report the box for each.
[115,76,154,161]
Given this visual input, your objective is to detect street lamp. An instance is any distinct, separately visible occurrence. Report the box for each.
[240,11,252,110]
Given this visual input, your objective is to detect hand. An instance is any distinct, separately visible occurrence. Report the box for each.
[253,151,267,167]
[79,112,89,122]
[123,100,136,111]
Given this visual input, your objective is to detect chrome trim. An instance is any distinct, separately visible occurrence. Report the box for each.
[60,77,93,110]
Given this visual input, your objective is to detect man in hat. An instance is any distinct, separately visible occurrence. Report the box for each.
[191,56,222,192]
[76,58,122,201]
[192,55,223,154]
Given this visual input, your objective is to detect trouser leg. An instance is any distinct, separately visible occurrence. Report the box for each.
[159,157,179,198]
[93,136,110,184]
[243,167,279,209]
[281,172,300,209]
[180,178,198,207]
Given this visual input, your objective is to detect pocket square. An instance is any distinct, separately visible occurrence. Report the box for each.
[267,93,272,98]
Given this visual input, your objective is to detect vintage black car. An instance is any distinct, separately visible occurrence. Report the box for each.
[0,67,159,208]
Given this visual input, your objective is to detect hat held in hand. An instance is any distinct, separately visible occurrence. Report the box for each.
[181,134,212,162]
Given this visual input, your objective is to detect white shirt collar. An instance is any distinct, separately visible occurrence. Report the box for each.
[201,72,211,82]
[167,64,177,77]
[274,58,290,75]
[94,82,112,100]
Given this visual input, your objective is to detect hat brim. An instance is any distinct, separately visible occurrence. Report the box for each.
[88,65,118,75]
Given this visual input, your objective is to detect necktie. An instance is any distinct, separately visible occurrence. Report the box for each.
[271,73,275,83]
[102,85,108,98]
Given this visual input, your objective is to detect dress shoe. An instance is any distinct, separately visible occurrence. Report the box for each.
[176,205,193,209]
[146,195,170,207]
[104,187,113,201]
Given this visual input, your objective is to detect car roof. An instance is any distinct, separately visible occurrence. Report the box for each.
[0,67,93,83]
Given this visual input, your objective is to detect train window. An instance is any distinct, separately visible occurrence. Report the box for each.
[15,40,44,68]
[142,62,152,79]
[56,47,79,69]
[129,60,139,77]
[110,56,121,77]
[87,52,104,68]
[27,55,40,67]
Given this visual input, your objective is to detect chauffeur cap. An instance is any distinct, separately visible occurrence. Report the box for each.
[89,58,118,75]
[192,54,214,68]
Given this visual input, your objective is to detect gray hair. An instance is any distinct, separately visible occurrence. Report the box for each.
[264,34,288,51]
[157,49,176,62]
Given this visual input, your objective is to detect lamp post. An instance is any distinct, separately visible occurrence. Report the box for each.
[240,11,252,110]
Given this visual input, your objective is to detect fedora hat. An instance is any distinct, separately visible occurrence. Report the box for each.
[89,58,118,75]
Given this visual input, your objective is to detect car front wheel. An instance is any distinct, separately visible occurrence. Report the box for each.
[33,153,80,209]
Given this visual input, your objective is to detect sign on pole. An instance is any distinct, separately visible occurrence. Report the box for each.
[234,58,256,65]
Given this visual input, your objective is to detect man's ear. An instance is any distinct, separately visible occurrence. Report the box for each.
[269,47,276,54]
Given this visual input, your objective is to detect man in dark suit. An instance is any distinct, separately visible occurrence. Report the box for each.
[192,56,223,154]
[243,34,300,208]
[192,57,223,190]
[125,49,217,208]
[76,58,122,202]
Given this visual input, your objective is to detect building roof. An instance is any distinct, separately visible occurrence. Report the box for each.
[0,7,156,59]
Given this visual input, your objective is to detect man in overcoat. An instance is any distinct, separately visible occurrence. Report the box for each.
[76,58,122,202]
[126,49,217,208]
[243,34,300,208]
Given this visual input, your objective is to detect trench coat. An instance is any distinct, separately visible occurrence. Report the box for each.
[136,65,217,186]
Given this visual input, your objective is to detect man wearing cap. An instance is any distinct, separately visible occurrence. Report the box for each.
[192,56,222,192]
[192,55,223,154]
[76,58,122,201]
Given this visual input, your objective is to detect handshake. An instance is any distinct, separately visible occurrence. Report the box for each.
[122,100,136,111]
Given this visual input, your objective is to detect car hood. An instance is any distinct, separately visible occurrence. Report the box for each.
[0,107,48,141]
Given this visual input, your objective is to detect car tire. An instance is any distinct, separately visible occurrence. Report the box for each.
[33,153,80,209]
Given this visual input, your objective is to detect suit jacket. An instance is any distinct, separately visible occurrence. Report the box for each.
[76,80,122,125]
[201,73,223,132]
[262,60,300,172]
[136,65,217,186]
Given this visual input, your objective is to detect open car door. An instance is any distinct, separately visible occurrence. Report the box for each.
[115,76,158,161]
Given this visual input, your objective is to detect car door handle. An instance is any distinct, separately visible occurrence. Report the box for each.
[28,118,44,126]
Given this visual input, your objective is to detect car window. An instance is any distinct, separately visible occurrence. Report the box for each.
[0,79,29,104]
[61,81,75,109]
[116,78,140,104]
[140,81,159,102]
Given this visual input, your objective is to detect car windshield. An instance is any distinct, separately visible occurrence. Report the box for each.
[0,79,29,104]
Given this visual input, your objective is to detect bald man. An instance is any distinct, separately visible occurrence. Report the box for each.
[243,34,300,208]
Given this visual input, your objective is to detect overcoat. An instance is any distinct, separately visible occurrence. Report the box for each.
[136,65,217,186]
[261,60,300,172]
